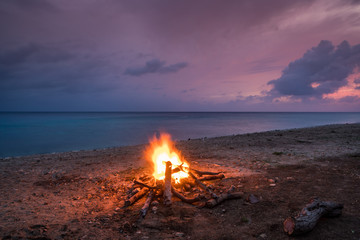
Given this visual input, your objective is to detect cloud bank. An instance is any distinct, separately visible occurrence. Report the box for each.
[124,59,188,76]
[268,40,360,99]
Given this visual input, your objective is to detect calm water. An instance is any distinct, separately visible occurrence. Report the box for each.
[1,112,360,157]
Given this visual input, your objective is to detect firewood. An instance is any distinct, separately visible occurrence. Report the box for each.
[283,197,343,235]
[185,168,218,199]
[206,191,244,208]
[198,173,225,181]
[124,187,149,207]
[163,161,172,206]
[133,180,157,189]
[171,186,204,204]
[140,189,154,218]
[191,169,223,177]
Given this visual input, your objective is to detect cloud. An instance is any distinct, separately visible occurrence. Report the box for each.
[0,43,116,93]
[268,40,360,99]
[124,59,188,76]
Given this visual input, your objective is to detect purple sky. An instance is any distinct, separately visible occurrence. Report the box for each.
[0,0,359,111]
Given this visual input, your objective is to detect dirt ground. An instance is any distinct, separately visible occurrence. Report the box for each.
[0,123,359,239]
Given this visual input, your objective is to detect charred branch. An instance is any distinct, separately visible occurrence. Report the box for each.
[206,191,244,208]
[191,169,223,177]
[171,186,204,204]
[283,197,343,235]
[184,168,218,199]
[124,187,149,207]
[140,189,154,218]
[198,173,225,181]
[133,180,157,189]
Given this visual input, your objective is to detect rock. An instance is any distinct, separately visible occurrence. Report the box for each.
[151,200,159,206]
[152,206,158,214]
[259,233,267,239]
[222,209,226,213]
[247,194,259,204]
[269,183,276,187]
[268,179,275,183]
[175,232,185,237]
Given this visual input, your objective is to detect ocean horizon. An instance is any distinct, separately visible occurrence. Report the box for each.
[1,112,360,158]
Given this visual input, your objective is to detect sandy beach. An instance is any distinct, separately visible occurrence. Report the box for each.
[0,123,359,239]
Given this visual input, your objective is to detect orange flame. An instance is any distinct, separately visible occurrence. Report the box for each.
[145,133,189,183]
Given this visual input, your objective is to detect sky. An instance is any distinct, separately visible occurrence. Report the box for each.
[0,0,360,112]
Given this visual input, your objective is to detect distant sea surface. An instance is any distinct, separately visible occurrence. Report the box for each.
[1,112,360,158]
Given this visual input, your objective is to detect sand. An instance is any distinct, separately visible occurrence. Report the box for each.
[0,123,359,239]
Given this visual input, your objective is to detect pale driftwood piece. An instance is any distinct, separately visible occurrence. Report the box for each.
[140,189,154,218]
[283,198,343,235]
[171,186,204,204]
[163,161,172,206]
[191,169,223,177]
[198,173,225,181]
[134,180,157,189]
[206,192,244,208]
[124,187,149,207]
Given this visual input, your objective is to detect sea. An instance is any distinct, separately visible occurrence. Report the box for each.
[1,112,360,158]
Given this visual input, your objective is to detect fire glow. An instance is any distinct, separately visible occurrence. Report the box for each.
[146,133,189,183]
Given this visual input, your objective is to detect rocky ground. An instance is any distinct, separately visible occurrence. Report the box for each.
[0,123,359,239]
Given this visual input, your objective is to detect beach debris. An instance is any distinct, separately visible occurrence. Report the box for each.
[283,197,343,235]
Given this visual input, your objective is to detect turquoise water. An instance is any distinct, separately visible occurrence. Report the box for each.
[1,112,360,157]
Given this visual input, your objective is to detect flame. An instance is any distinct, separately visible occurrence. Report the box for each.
[146,133,189,183]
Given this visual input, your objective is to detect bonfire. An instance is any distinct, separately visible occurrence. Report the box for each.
[123,132,243,218]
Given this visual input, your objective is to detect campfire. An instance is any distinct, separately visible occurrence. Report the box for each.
[123,132,244,218]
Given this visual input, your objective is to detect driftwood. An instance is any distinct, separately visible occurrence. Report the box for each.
[191,169,222,177]
[206,191,244,208]
[163,161,172,206]
[171,186,204,204]
[124,187,149,207]
[198,173,225,181]
[140,189,154,218]
[283,198,344,235]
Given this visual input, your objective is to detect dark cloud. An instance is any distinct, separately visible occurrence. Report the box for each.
[124,59,188,76]
[0,43,116,93]
[268,40,360,99]
[0,0,57,12]
[354,78,360,84]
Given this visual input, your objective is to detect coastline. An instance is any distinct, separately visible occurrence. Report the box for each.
[1,123,359,239]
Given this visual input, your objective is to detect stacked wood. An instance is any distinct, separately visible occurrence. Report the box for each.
[123,166,243,218]
[283,197,343,235]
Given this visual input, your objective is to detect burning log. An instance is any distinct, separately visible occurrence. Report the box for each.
[191,169,223,177]
[163,161,172,206]
[283,197,343,236]
[124,187,149,207]
[140,189,154,218]
[198,173,225,181]
[171,186,204,204]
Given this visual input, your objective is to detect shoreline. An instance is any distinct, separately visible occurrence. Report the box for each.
[1,122,359,160]
[0,123,359,239]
